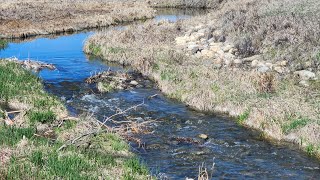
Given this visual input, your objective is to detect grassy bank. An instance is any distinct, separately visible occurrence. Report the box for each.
[84,1,320,158]
[0,0,155,38]
[0,60,152,179]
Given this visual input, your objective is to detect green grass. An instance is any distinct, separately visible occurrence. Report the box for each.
[0,39,8,50]
[0,125,35,146]
[108,47,125,54]
[28,110,56,124]
[237,109,250,125]
[0,60,152,179]
[88,43,102,56]
[30,151,45,167]
[123,158,149,180]
[282,116,310,134]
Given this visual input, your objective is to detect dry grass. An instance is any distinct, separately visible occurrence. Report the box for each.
[84,16,320,157]
[0,0,155,38]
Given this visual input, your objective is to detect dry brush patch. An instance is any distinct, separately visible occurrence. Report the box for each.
[0,0,155,38]
[84,18,320,157]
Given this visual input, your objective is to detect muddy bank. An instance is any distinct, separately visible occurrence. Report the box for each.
[84,13,320,157]
[0,0,154,38]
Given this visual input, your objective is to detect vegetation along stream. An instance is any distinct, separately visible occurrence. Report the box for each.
[1,9,319,179]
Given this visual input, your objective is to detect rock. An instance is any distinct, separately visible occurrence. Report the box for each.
[36,124,49,133]
[224,59,233,67]
[208,38,215,44]
[218,35,226,42]
[251,60,260,67]
[209,46,220,53]
[243,55,262,62]
[222,44,233,52]
[201,49,215,58]
[233,59,243,65]
[265,63,273,68]
[175,36,187,45]
[258,66,270,73]
[198,134,208,140]
[299,80,309,87]
[229,48,237,54]
[274,66,284,74]
[188,44,200,54]
[279,60,288,66]
[294,70,317,80]
[129,80,139,86]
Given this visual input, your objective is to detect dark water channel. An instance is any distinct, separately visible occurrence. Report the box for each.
[1,9,319,179]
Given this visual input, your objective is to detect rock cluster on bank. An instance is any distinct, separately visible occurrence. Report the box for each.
[175,23,319,86]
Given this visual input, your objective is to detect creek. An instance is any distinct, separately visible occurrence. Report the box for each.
[1,9,319,179]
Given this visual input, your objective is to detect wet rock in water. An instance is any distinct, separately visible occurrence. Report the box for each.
[198,134,208,140]
[129,80,139,86]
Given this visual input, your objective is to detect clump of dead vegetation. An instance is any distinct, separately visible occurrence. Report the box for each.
[85,70,148,93]
[84,10,320,157]
[0,0,155,38]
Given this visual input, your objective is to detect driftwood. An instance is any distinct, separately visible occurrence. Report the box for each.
[7,58,56,72]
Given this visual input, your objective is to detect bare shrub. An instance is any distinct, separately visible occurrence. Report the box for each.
[257,72,276,94]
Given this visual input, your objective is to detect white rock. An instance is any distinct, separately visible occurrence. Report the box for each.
[251,60,260,67]
[274,66,284,74]
[233,59,243,64]
[130,80,139,86]
[294,70,316,80]
[244,55,262,62]
[222,44,233,52]
[258,66,270,73]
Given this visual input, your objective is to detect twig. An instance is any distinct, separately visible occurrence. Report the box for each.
[100,101,145,127]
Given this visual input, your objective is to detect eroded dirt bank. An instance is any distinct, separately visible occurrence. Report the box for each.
[84,0,320,157]
[0,0,154,38]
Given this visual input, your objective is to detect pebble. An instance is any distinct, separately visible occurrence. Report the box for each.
[198,134,208,140]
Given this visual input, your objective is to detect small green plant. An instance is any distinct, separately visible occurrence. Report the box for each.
[123,158,149,179]
[30,151,44,167]
[282,116,310,134]
[306,144,315,156]
[47,153,91,179]
[108,47,125,54]
[160,69,179,82]
[0,39,8,50]
[0,126,35,146]
[28,110,56,124]
[89,43,102,56]
[316,52,320,62]
[237,109,250,125]
[211,83,220,93]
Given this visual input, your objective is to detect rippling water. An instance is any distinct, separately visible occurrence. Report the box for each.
[1,9,319,179]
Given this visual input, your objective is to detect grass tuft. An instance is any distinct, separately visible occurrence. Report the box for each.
[28,110,56,124]
[0,125,35,146]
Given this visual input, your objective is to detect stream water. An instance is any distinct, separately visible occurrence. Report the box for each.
[0,9,319,179]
